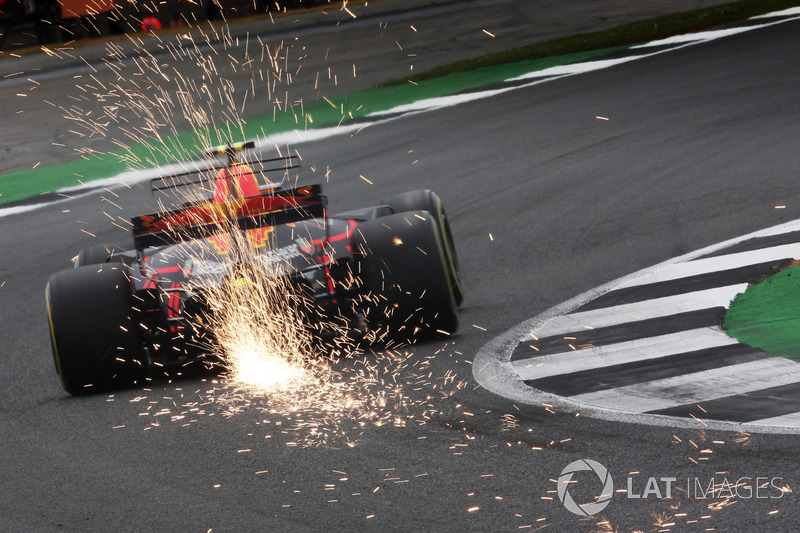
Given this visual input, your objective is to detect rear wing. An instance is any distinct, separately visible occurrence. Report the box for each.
[148,155,299,196]
[132,184,326,250]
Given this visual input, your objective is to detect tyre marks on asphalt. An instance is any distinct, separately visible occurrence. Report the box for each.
[498,224,800,429]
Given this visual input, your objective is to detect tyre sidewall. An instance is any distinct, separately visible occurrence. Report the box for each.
[354,211,458,341]
[380,189,463,305]
[46,263,144,394]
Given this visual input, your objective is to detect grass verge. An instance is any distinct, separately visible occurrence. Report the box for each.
[724,263,800,362]
[2,0,800,205]
[0,47,617,205]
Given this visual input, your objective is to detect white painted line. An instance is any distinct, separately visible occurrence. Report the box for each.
[618,243,800,289]
[474,218,800,434]
[752,7,800,19]
[8,9,800,219]
[507,56,645,81]
[569,357,800,413]
[746,411,800,428]
[635,8,800,48]
[633,27,750,48]
[511,326,736,381]
[0,121,388,219]
[528,284,747,339]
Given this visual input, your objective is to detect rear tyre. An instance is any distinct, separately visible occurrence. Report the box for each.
[381,189,463,305]
[75,241,135,267]
[46,263,145,395]
[354,211,458,342]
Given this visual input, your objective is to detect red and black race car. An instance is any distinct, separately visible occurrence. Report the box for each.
[45,141,462,395]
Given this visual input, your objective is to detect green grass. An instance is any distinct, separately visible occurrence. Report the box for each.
[724,263,800,362]
[0,47,618,205]
[3,0,800,205]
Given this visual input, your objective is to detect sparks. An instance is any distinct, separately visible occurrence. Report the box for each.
[51,13,469,448]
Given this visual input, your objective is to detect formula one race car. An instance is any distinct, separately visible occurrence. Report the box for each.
[45,141,462,394]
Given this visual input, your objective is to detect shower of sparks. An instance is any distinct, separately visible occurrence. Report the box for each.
[52,12,469,446]
[205,258,319,395]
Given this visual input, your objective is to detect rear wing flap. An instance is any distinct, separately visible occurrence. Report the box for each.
[132,184,326,250]
[149,155,299,196]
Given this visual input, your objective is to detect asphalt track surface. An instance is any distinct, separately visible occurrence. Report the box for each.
[3,2,800,532]
[0,0,736,175]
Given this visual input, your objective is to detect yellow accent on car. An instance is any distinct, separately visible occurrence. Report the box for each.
[45,284,67,389]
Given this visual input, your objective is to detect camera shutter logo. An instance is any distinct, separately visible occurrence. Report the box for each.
[557,459,614,516]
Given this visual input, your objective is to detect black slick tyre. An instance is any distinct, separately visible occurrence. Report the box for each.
[380,189,463,305]
[46,263,145,395]
[75,241,134,267]
[354,211,458,342]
